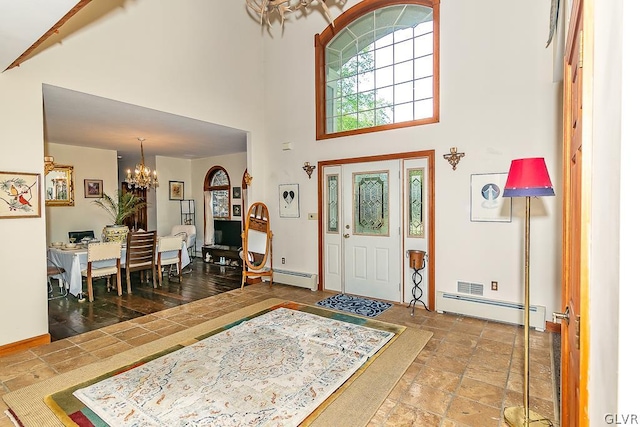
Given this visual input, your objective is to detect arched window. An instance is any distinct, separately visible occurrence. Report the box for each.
[315,0,439,140]
[203,166,231,245]
[206,168,231,219]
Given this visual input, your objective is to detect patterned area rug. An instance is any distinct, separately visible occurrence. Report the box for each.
[45,302,399,427]
[316,294,393,317]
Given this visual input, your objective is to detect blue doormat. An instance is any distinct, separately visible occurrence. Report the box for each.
[316,294,393,318]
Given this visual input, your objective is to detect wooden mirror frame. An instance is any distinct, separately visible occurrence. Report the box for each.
[45,165,74,206]
[241,202,273,288]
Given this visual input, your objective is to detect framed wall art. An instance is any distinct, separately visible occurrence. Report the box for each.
[0,171,41,218]
[169,181,184,200]
[279,183,299,218]
[232,204,241,216]
[45,165,74,206]
[470,173,511,222]
[84,179,103,198]
[232,186,241,199]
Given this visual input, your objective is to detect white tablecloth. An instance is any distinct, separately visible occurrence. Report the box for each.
[48,242,191,298]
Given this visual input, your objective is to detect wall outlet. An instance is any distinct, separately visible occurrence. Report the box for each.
[491,281,498,291]
[281,257,286,264]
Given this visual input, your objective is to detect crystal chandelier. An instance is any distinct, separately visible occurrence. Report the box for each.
[125,137,159,190]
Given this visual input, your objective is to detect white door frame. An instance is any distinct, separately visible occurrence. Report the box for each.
[317,150,436,310]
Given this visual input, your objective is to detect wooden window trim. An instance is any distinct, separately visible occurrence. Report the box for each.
[314,0,440,140]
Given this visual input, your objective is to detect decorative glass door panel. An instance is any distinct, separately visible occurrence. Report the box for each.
[353,171,389,236]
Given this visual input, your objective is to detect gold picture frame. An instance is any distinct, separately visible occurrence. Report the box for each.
[45,165,75,206]
[0,171,41,218]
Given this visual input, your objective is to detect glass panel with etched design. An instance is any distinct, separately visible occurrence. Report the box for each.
[353,171,389,236]
[326,174,339,233]
[408,168,424,237]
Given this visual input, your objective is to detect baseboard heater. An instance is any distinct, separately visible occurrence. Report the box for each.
[273,269,318,291]
[436,291,546,331]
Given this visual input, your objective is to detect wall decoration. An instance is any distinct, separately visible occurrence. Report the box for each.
[84,179,103,198]
[0,171,41,218]
[233,204,241,216]
[232,187,241,199]
[169,181,184,201]
[279,184,299,218]
[45,165,74,206]
[470,173,511,222]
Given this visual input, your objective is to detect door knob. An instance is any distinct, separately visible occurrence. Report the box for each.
[343,233,350,238]
[553,306,570,324]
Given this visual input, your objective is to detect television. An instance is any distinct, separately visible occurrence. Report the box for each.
[213,219,243,249]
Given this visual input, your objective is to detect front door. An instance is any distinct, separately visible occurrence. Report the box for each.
[561,0,588,424]
[342,160,401,302]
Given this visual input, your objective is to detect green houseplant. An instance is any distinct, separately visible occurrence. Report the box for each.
[93,190,146,242]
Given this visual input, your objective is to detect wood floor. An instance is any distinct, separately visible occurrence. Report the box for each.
[48,258,243,341]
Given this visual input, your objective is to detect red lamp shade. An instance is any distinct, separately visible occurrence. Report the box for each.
[503,157,555,197]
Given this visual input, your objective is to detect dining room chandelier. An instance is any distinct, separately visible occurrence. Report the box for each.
[125,137,159,190]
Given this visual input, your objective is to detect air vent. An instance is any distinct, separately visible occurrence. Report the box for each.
[457,281,484,296]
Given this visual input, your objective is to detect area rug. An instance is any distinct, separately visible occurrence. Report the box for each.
[316,293,393,317]
[3,298,432,427]
[71,308,394,426]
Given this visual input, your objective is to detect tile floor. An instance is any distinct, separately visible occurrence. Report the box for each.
[0,283,559,427]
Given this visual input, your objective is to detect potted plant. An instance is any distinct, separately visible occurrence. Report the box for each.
[93,190,146,243]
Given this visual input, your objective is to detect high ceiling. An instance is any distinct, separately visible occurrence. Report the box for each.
[1,1,248,166]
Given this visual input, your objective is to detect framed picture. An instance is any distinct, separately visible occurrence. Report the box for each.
[0,171,41,218]
[232,187,241,199]
[233,204,241,216]
[470,173,512,222]
[169,181,184,200]
[45,164,74,206]
[84,179,103,198]
[279,183,299,218]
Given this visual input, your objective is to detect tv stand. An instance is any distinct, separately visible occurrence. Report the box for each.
[201,245,241,264]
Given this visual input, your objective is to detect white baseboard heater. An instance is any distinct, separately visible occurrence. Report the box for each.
[436,291,546,331]
[273,269,318,291]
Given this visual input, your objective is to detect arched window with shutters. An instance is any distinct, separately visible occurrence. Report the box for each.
[203,166,231,245]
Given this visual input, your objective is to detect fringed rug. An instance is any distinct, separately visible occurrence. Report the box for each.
[316,294,393,317]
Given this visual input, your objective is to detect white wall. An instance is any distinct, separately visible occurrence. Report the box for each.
[45,143,118,243]
[618,0,639,412]
[191,152,247,254]
[155,156,192,237]
[260,0,563,317]
[0,0,265,347]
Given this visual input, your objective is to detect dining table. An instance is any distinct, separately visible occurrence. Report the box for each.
[47,241,191,298]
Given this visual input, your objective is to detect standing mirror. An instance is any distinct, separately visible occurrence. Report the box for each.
[45,165,74,206]
[241,202,273,289]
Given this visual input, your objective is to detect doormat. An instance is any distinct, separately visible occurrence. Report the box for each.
[316,294,392,318]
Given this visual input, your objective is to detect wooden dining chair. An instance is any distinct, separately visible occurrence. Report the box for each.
[123,230,157,294]
[156,236,183,284]
[81,242,122,302]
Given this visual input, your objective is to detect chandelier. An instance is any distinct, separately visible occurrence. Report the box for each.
[125,137,159,190]
[246,0,335,28]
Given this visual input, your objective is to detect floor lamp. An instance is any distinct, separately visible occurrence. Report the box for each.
[502,157,555,427]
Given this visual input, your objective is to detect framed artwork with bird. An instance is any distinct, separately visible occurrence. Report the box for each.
[0,171,41,218]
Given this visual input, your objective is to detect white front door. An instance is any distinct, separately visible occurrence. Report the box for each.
[342,160,401,302]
